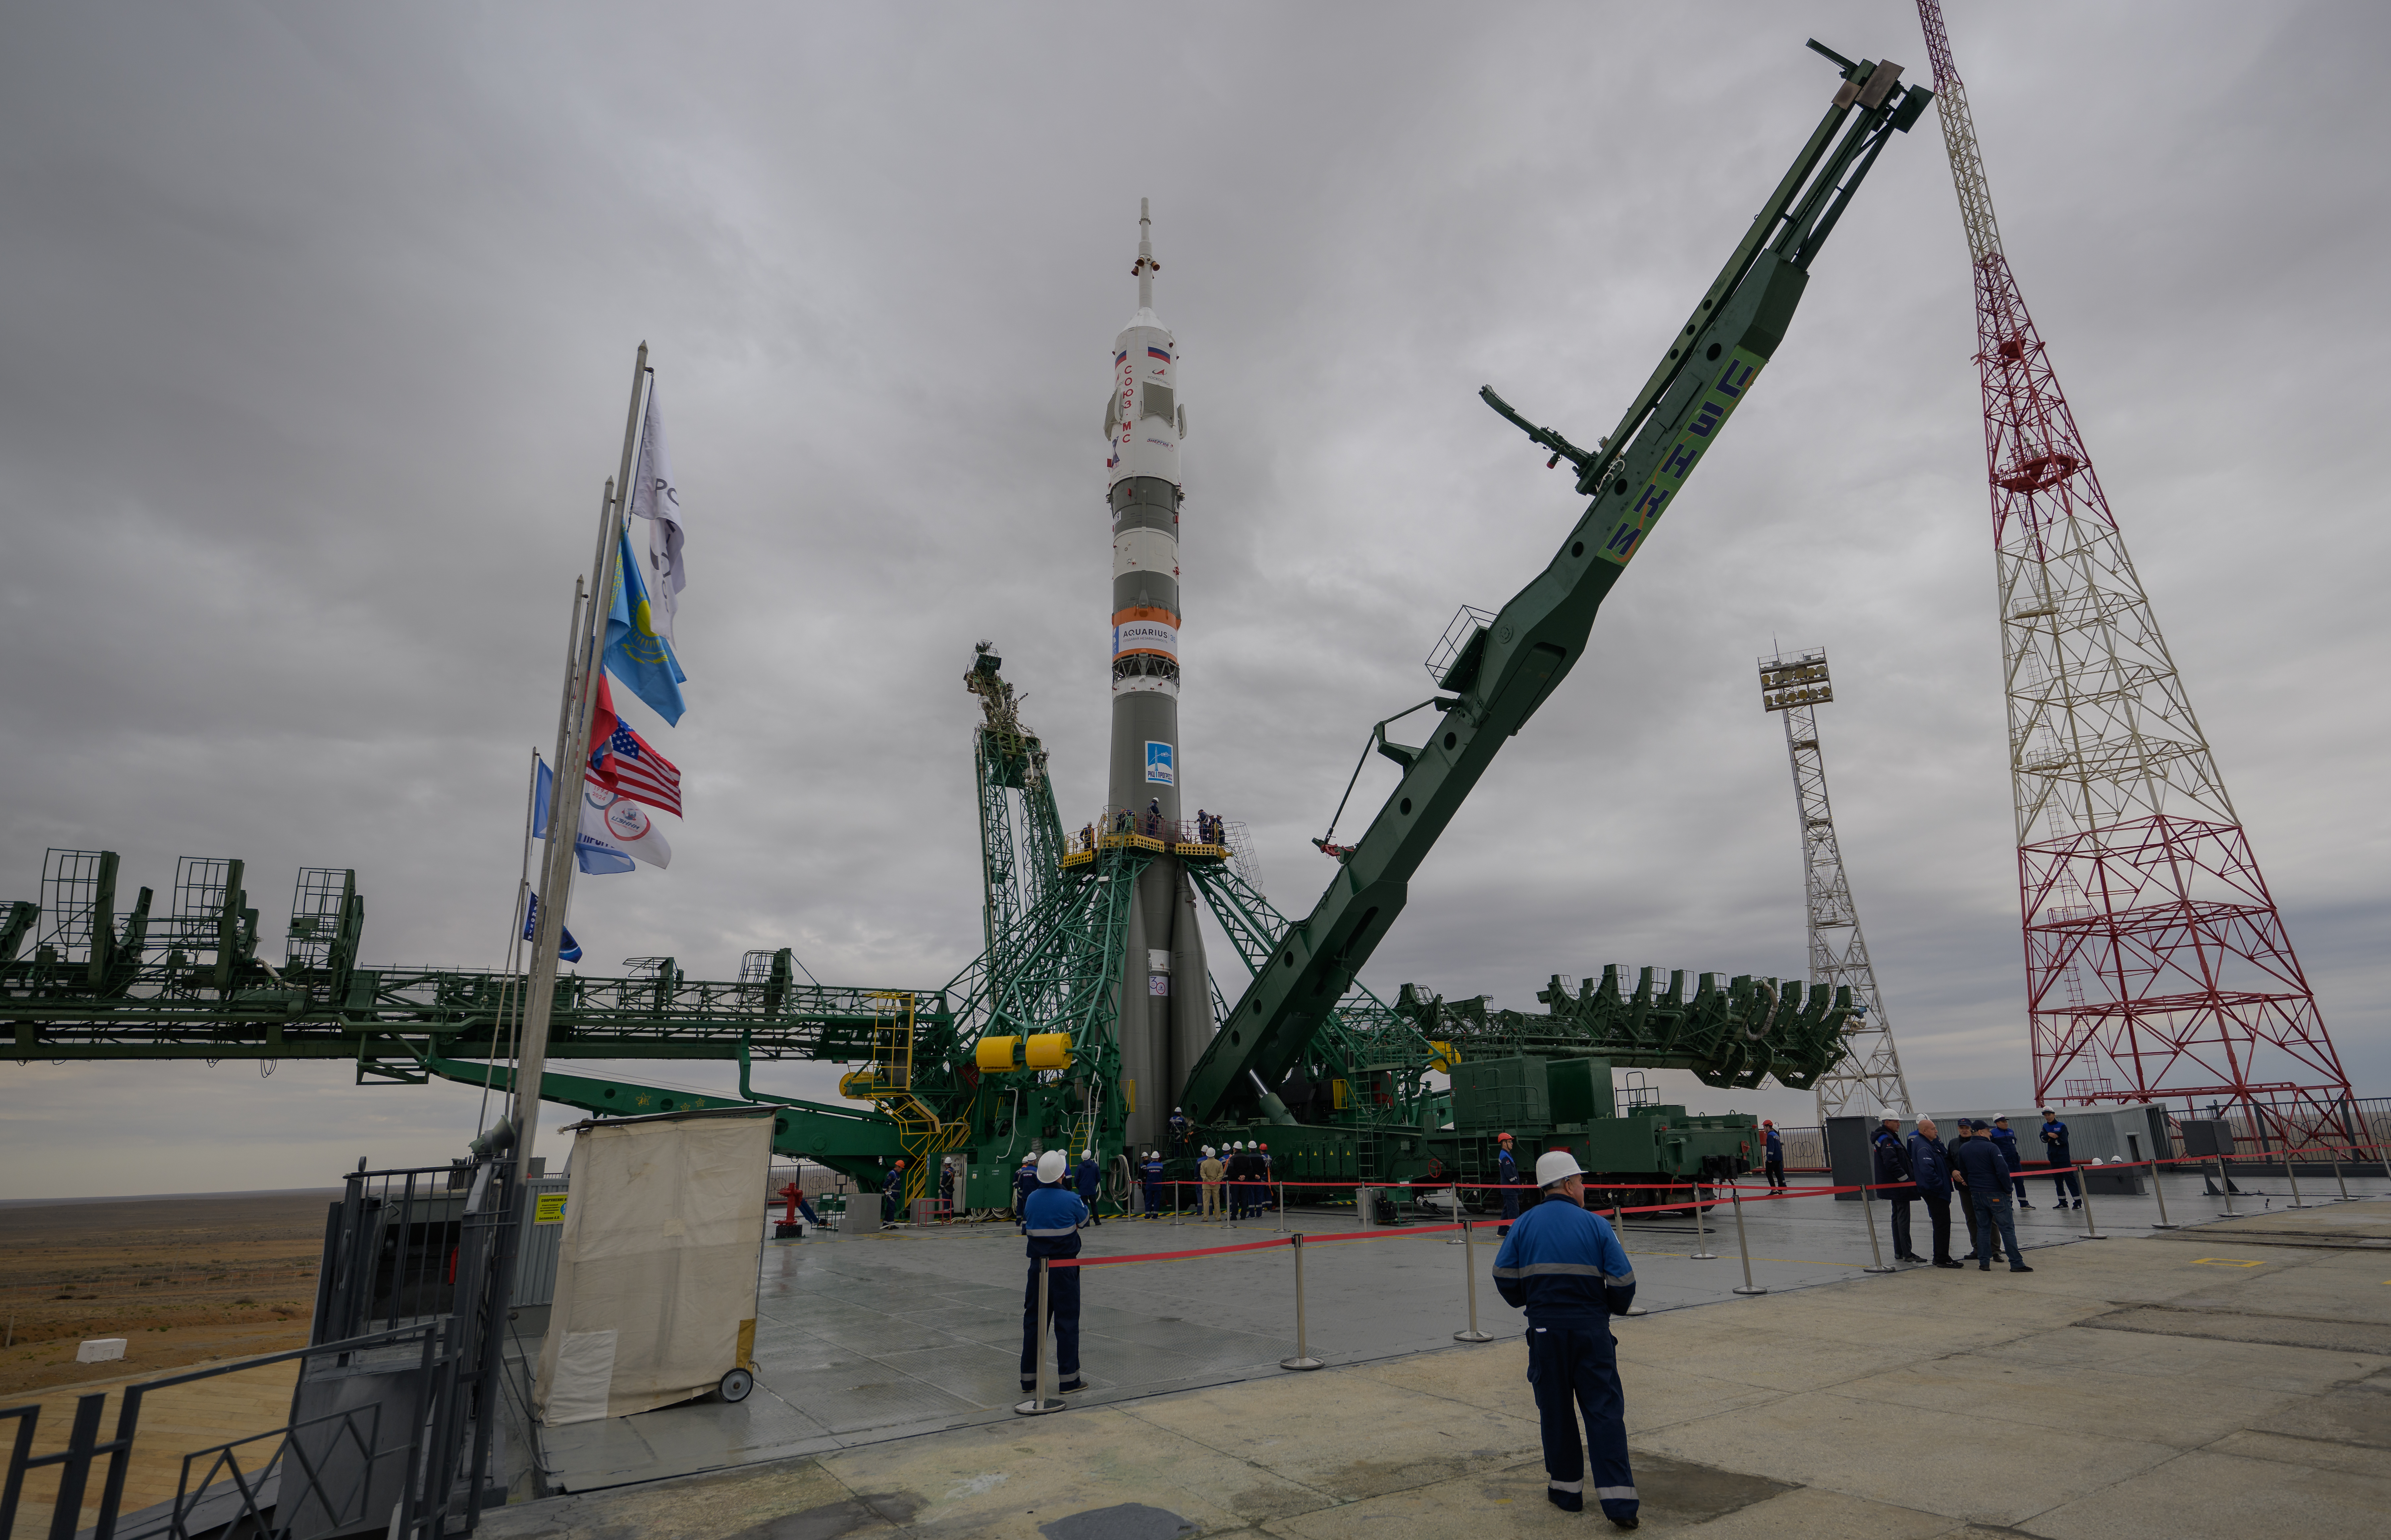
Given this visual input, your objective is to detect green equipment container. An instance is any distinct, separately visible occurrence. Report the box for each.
[1450,1056,1550,1133]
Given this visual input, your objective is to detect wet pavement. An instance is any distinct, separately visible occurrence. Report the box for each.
[491,1197,2391,1537]
[533,1167,2390,1492]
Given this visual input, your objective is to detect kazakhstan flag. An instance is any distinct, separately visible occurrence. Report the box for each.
[605,526,687,725]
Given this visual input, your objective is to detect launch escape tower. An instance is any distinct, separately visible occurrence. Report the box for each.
[1915,2,2352,1142]
[1759,648,1914,1122]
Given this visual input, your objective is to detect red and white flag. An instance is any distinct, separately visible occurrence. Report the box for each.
[589,674,683,819]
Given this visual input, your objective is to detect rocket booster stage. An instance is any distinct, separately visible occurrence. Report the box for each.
[1104,200,1209,1152]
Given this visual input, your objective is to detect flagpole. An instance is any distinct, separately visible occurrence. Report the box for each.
[479,746,545,1138]
[512,343,651,1178]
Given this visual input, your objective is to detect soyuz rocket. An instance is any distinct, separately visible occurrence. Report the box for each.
[1104,200,1211,1151]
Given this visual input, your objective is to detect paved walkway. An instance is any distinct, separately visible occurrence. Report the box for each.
[483,1199,2391,1538]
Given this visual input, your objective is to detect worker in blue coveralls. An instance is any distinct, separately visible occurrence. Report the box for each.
[1142,1149,1167,1218]
[1761,1120,1786,1189]
[1019,1149,1089,1396]
[1075,1148,1104,1226]
[1989,1115,2030,1205]
[2039,1109,2082,1208]
[1013,1156,1039,1220]
[1495,1133,1521,1237]
[1493,1149,1641,1529]
[880,1160,905,1228]
[1168,1106,1191,1156]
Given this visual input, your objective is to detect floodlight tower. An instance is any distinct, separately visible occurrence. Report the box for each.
[1760,648,1913,1121]
[1914,1,2351,1142]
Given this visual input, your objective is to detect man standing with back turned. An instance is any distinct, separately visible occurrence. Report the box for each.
[1019,1149,1089,1396]
[1493,1149,1641,1528]
[1952,1120,2033,1273]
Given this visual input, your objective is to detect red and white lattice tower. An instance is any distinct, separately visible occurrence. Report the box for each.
[1914,1,2352,1143]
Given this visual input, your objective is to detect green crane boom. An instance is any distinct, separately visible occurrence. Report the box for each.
[1179,44,1933,1125]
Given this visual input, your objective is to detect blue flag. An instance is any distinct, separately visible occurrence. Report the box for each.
[523,890,582,964]
[534,757,640,876]
[605,527,687,725]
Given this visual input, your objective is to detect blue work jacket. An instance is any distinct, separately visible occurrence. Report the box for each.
[1496,1147,1519,1185]
[1074,1159,1102,1200]
[1872,1128,1913,1188]
[1020,1183,1088,1259]
[1014,1165,1038,1202]
[1907,1133,1952,1196]
[1491,1194,1636,1329]
[1951,1136,2011,1196]
[2039,1120,2072,1164]
[1764,1128,1783,1159]
[1988,1127,2024,1171]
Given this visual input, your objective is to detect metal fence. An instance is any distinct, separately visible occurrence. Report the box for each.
[1,1156,524,1540]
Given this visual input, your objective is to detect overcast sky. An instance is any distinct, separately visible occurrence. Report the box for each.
[4,3,2384,1198]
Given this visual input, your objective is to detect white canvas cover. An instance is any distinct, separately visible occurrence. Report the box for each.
[533,1107,771,1424]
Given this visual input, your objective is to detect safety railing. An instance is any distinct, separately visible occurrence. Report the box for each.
[0,1154,526,1540]
[0,1321,461,1540]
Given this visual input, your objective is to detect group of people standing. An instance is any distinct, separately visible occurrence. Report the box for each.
[1871,1108,2082,1271]
[1078,807,1229,850]
[1197,1142,1274,1218]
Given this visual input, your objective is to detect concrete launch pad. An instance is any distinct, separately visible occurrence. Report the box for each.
[488,1194,2391,1539]
[522,1172,2341,1496]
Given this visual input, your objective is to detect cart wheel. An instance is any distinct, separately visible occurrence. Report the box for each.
[717,1367,754,1403]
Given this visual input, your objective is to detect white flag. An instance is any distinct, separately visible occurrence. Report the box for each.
[627,383,686,651]
[580,787,672,870]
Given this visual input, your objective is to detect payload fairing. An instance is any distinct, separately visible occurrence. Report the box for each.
[1104,200,1210,1150]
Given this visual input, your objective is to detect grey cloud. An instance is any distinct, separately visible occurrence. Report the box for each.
[3,2,2383,1195]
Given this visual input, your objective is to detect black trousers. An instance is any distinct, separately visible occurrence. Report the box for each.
[1764,1157,1786,1190]
[1958,1186,1983,1254]
[1019,1260,1082,1389]
[1889,1195,1914,1258]
[1921,1193,1954,1262]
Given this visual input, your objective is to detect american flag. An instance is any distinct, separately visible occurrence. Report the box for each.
[589,673,682,818]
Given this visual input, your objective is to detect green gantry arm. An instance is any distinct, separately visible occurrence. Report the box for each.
[1180,45,1933,1124]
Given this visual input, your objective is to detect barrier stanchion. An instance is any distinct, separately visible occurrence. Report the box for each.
[2075,1171,2107,1239]
[2216,1155,2237,1216]
[1281,1235,1323,1371]
[2328,1145,2350,1202]
[2283,1148,2315,1209]
[1728,1184,1766,1296]
[1276,1184,1287,1233]
[1689,1181,1718,1260]
[1455,1217,1493,1343]
[2149,1157,2178,1229]
[1014,1260,1065,1415]
[1860,1180,1893,1273]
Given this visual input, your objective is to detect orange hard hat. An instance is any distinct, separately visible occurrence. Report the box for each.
[895,1159,907,1168]
[1497,1131,1514,1142]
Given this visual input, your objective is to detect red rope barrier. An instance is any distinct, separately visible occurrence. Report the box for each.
[1050,1236,1291,1269]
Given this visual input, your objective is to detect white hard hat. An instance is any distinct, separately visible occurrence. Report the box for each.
[1203,1145,1215,1156]
[1878,1108,1903,1121]
[1535,1149,1586,1188]
[1148,1149,1160,1159]
[1037,1150,1067,1184]
[1081,1148,1092,1158]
